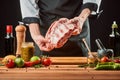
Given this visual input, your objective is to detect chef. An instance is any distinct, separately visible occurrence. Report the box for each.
[19,0,102,57]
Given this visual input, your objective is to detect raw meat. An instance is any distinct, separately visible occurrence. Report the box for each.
[45,18,81,50]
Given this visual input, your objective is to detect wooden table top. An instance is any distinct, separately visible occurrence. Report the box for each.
[0,64,120,80]
[0,56,120,80]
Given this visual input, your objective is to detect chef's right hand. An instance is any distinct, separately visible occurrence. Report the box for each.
[34,35,54,51]
[29,23,54,51]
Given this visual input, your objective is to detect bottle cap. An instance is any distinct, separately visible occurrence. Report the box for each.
[6,25,13,33]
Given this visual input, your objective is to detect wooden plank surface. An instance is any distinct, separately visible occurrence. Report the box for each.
[0,65,90,80]
[0,55,120,80]
[90,70,120,80]
[0,65,120,80]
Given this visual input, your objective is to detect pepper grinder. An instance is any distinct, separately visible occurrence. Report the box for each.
[15,22,26,56]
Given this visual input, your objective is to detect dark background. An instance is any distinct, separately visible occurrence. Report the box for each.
[0,0,120,57]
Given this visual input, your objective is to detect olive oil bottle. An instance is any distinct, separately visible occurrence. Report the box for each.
[109,21,120,57]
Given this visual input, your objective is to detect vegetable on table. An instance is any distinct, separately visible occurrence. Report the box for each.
[95,62,120,70]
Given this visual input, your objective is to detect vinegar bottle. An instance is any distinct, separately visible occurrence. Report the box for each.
[4,25,15,56]
[109,21,120,57]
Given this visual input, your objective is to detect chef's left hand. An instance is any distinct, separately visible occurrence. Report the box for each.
[68,17,83,35]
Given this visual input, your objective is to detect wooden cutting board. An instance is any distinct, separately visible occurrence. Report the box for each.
[50,57,87,65]
[50,52,97,65]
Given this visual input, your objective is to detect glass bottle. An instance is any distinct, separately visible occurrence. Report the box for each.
[4,25,15,56]
[109,21,120,57]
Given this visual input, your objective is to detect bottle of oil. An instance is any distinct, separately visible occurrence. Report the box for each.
[4,25,15,56]
[109,21,120,57]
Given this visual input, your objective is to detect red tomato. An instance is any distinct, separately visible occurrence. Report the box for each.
[100,56,109,62]
[119,59,120,63]
[24,61,33,67]
[42,58,52,66]
[5,59,15,68]
[114,58,120,63]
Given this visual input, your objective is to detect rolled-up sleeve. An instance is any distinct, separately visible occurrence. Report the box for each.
[82,0,102,13]
[20,0,40,24]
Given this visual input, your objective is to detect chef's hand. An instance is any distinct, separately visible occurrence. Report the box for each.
[68,17,83,35]
[34,35,54,51]
[68,8,91,35]
[29,23,54,51]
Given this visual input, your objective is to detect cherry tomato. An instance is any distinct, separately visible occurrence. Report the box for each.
[5,59,15,68]
[114,58,120,63]
[100,56,109,62]
[42,58,52,66]
[119,59,120,63]
[24,61,33,67]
